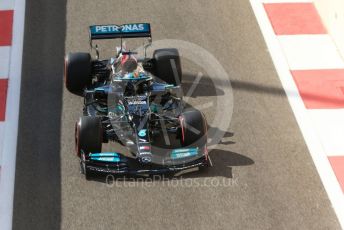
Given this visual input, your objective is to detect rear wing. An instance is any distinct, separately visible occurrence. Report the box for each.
[89,23,151,40]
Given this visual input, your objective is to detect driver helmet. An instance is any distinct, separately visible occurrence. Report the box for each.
[120,54,138,73]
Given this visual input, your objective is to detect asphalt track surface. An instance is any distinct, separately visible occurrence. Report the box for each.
[12,0,341,229]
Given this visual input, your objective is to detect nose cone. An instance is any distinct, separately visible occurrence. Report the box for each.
[138,144,152,164]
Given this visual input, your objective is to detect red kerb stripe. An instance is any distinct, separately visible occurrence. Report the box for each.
[291,70,344,109]
[328,156,344,193]
[264,3,326,35]
[0,10,14,46]
[0,79,8,121]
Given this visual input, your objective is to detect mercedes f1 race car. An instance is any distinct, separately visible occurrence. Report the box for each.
[64,23,211,179]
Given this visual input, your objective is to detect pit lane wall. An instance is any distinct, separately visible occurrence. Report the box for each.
[314,0,344,58]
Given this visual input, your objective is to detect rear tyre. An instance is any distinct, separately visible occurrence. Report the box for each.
[64,52,92,96]
[179,109,207,147]
[75,116,102,158]
[153,48,182,86]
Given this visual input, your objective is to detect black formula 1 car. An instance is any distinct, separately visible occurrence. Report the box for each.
[64,23,210,179]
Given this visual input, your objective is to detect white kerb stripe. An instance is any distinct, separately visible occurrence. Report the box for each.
[308,109,344,156]
[0,122,5,166]
[278,35,344,70]
[0,47,11,78]
[0,0,14,10]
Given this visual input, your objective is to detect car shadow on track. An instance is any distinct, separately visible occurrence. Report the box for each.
[181,73,225,97]
[185,148,254,178]
[12,0,66,230]
[187,71,344,108]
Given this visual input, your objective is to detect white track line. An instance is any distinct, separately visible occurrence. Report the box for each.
[250,0,344,228]
[0,0,26,229]
[0,122,5,164]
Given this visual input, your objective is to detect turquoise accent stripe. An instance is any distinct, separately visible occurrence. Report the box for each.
[171,148,198,159]
[89,152,120,157]
[90,153,121,162]
[90,157,120,162]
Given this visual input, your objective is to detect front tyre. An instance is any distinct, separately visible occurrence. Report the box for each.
[75,116,103,158]
[179,109,207,147]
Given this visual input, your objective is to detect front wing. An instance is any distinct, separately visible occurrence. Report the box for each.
[82,147,210,175]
